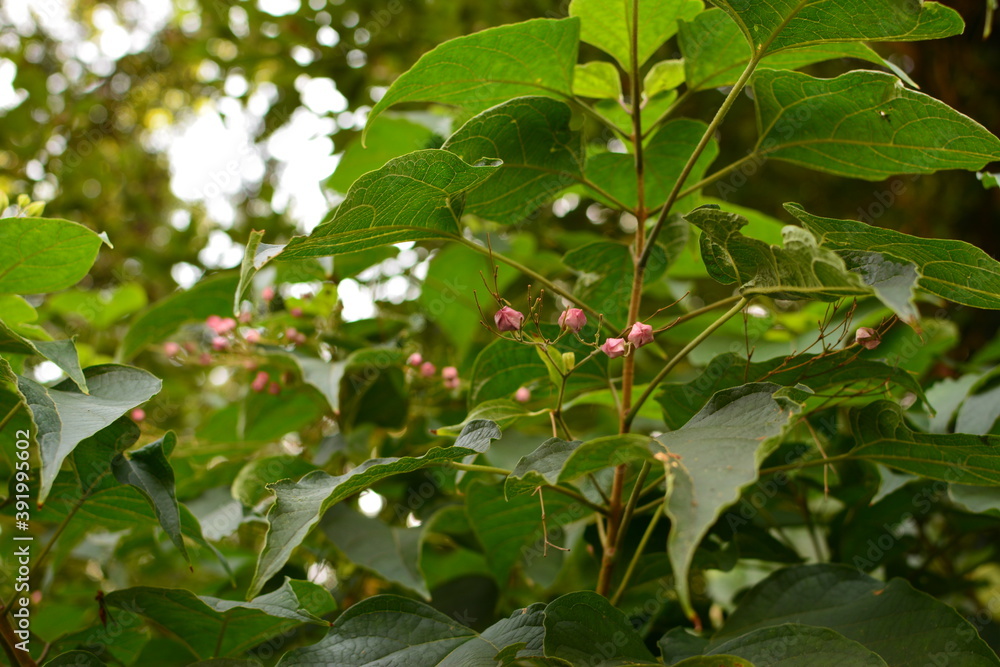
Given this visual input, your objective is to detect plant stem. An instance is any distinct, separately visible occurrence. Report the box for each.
[599,0,645,597]
[654,294,743,333]
[610,503,663,606]
[625,297,749,429]
[0,403,22,434]
[612,461,652,557]
[448,461,510,476]
[639,53,764,270]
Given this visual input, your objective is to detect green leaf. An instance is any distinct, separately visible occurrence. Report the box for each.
[586,119,719,212]
[563,241,668,325]
[111,432,189,563]
[505,437,581,499]
[443,97,584,225]
[248,420,501,598]
[104,578,334,660]
[366,18,579,138]
[568,0,702,69]
[466,480,575,584]
[679,8,909,92]
[0,320,87,392]
[276,150,499,259]
[644,59,685,97]
[42,652,107,666]
[321,504,429,599]
[558,434,659,481]
[234,229,266,312]
[708,624,888,666]
[46,282,148,330]
[712,564,1000,666]
[120,272,239,361]
[753,70,1000,180]
[847,400,1000,485]
[655,349,926,431]
[542,591,657,665]
[17,364,161,504]
[329,115,436,193]
[232,455,318,508]
[787,203,1000,310]
[276,595,545,666]
[662,383,803,615]
[658,626,710,664]
[197,384,329,443]
[574,61,622,99]
[437,399,537,437]
[711,0,963,55]
[0,217,105,294]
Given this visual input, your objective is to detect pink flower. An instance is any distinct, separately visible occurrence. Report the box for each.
[856,327,881,350]
[262,286,276,301]
[244,329,261,344]
[163,342,181,357]
[444,376,460,390]
[494,306,524,332]
[627,322,654,348]
[407,352,423,366]
[514,386,531,403]
[211,336,229,351]
[251,371,269,392]
[420,361,436,377]
[442,366,458,381]
[601,337,626,359]
[268,381,281,395]
[131,408,146,422]
[558,308,587,333]
[290,307,303,318]
[206,314,222,330]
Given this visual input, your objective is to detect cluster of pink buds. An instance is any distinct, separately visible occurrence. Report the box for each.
[600,321,655,358]
[251,370,281,395]
[407,352,461,389]
[285,327,307,345]
[207,315,237,335]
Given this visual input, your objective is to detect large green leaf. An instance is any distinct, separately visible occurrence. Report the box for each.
[712,564,1000,666]
[197,384,329,443]
[788,203,1000,310]
[104,578,334,660]
[320,504,428,599]
[276,595,545,666]
[753,70,1000,180]
[329,115,436,193]
[586,119,719,212]
[248,420,501,597]
[443,97,584,225]
[120,272,239,361]
[568,0,702,69]
[111,432,188,563]
[276,150,499,259]
[0,320,87,392]
[542,591,657,665]
[656,349,926,430]
[711,0,963,55]
[0,217,105,295]
[708,625,887,666]
[505,437,581,499]
[466,480,575,585]
[679,8,906,92]
[661,383,803,615]
[557,434,659,481]
[366,18,579,138]
[847,400,1000,485]
[16,364,161,504]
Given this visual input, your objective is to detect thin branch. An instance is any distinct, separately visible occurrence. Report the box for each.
[610,504,664,605]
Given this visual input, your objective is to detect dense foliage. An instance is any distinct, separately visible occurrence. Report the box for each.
[3,0,1000,665]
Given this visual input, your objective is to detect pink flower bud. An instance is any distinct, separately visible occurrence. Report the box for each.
[285,327,300,343]
[494,306,524,332]
[514,386,531,403]
[627,322,654,348]
[163,342,181,357]
[218,317,237,334]
[212,336,228,351]
[244,329,261,344]
[444,376,460,390]
[290,307,303,318]
[558,308,587,333]
[262,286,276,301]
[251,371,269,392]
[601,337,626,359]
[206,314,222,330]
[238,311,253,323]
[442,366,458,381]
[130,408,145,422]
[268,381,281,395]
[407,352,423,366]
[420,361,436,377]
[855,327,881,350]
